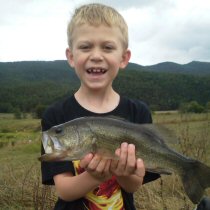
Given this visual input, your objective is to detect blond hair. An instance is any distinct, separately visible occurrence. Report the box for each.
[67,3,128,49]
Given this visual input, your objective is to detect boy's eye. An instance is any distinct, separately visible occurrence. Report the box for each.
[78,45,91,51]
[80,46,89,49]
[103,45,114,51]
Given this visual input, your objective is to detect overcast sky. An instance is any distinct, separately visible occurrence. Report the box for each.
[0,0,210,65]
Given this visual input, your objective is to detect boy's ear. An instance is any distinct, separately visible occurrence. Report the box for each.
[66,48,74,68]
[120,49,131,69]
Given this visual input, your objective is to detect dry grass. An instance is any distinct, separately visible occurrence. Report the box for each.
[134,112,210,210]
[0,114,56,209]
[0,112,209,209]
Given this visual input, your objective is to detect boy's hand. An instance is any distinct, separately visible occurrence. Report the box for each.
[80,153,112,182]
[110,142,145,178]
[80,142,145,185]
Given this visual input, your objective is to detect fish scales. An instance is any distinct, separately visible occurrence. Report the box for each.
[88,118,185,172]
[39,116,210,204]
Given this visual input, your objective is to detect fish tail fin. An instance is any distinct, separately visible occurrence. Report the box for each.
[181,160,210,204]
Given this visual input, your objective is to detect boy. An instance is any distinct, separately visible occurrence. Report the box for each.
[41,3,160,210]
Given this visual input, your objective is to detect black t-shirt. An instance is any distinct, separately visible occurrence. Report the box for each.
[41,95,160,210]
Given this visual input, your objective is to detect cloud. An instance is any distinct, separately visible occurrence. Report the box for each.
[0,0,210,65]
[120,0,210,64]
[83,0,172,10]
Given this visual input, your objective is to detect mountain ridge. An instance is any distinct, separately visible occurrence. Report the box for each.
[142,60,210,75]
[1,60,210,76]
[0,60,210,112]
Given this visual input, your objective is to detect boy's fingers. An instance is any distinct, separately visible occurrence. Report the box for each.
[86,154,102,172]
[87,157,112,181]
[110,148,120,171]
[95,158,109,173]
[115,148,121,157]
[135,158,145,177]
[120,142,128,163]
[125,144,136,173]
[80,153,93,168]
[116,142,128,173]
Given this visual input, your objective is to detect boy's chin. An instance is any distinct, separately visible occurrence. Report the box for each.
[84,82,111,91]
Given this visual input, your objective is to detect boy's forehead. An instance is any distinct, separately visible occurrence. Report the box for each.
[71,24,125,48]
[72,24,123,40]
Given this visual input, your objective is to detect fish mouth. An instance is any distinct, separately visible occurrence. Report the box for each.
[38,151,68,161]
[86,67,107,75]
[39,148,90,162]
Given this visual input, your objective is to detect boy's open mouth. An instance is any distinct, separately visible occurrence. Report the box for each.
[86,68,107,74]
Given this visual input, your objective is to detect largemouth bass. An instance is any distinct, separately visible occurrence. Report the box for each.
[39,116,210,204]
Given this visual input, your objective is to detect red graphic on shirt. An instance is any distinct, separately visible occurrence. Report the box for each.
[73,160,124,210]
[95,176,118,197]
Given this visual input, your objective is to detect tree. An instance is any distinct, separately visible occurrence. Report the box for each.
[179,101,205,113]
[34,104,47,119]
[206,101,210,111]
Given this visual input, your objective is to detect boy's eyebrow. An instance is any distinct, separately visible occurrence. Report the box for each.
[77,40,91,44]
[103,40,116,44]
[75,40,92,47]
[77,40,117,45]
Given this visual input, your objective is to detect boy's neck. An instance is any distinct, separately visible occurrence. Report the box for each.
[74,87,120,114]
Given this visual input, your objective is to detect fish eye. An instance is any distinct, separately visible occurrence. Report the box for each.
[55,127,63,134]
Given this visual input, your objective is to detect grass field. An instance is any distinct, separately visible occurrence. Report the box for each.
[0,112,209,210]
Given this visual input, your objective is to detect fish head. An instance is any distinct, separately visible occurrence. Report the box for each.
[41,122,96,161]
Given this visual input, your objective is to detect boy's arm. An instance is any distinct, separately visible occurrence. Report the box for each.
[54,143,145,201]
[53,154,112,201]
[54,171,100,201]
[115,160,145,193]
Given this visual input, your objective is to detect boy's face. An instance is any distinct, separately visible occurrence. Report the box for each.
[66,24,131,91]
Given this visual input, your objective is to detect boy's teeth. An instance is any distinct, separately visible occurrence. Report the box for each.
[87,68,106,73]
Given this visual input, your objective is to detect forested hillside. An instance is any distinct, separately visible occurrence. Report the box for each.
[0,60,210,112]
[144,61,210,75]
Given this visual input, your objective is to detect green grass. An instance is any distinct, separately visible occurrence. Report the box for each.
[0,114,55,210]
[0,112,209,210]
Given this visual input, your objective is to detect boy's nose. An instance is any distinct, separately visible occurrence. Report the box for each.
[90,49,103,62]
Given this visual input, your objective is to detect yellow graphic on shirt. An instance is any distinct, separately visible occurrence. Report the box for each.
[73,160,124,210]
